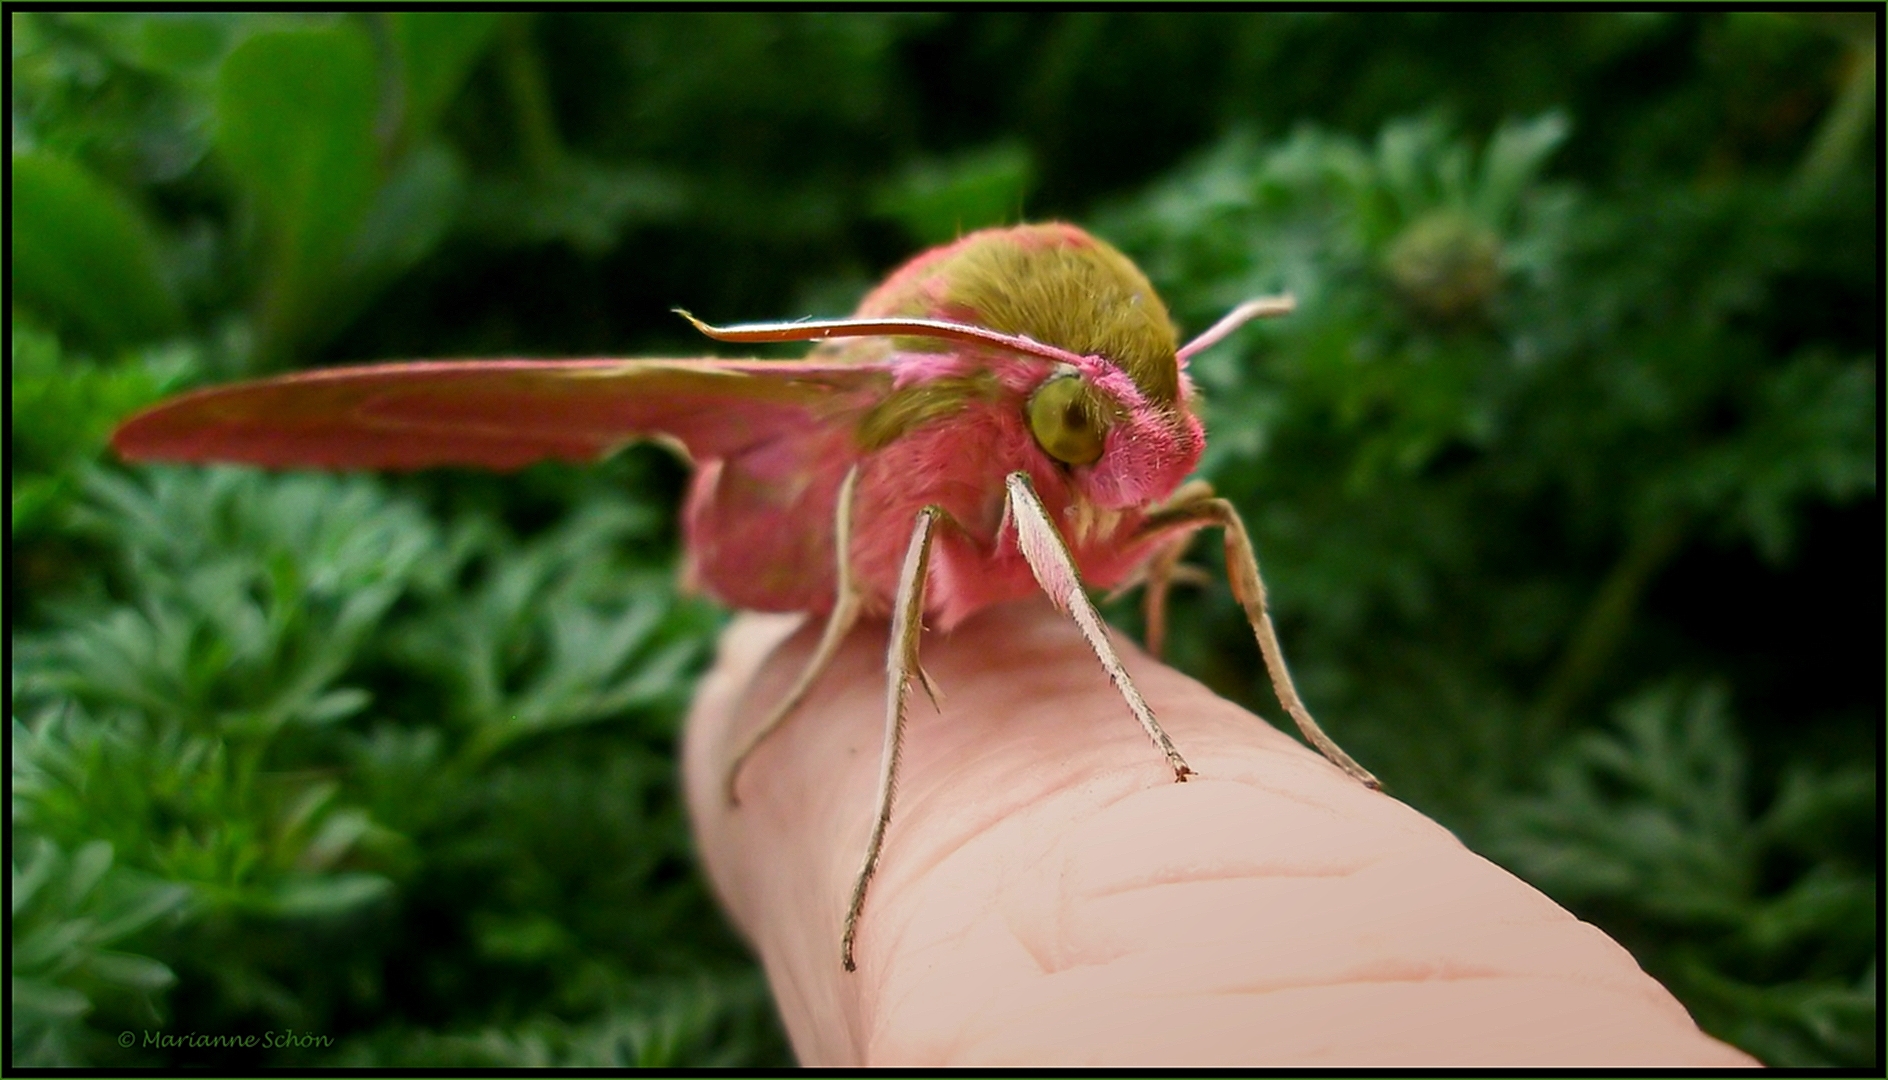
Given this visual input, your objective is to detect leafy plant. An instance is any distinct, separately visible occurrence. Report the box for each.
[9,835,190,1066]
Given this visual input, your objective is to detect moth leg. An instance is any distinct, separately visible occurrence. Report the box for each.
[1097,479,1214,660]
[1136,493,1380,790]
[841,504,940,973]
[1139,479,1218,658]
[725,465,864,806]
[1005,472,1193,784]
[914,663,946,712]
[1138,533,1195,661]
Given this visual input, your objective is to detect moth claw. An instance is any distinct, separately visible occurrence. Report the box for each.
[917,664,945,711]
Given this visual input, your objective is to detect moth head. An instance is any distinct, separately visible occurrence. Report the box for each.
[1035,355,1204,510]
[678,228,1290,512]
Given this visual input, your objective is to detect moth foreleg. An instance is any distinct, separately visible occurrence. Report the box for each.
[1005,472,1193,784]
[725,465,864,806]
[1135,492,1380,790]
[841,503,940,973]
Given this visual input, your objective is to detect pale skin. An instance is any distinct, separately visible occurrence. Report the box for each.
[683,603,1762,1067]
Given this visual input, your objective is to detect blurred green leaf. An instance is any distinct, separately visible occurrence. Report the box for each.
[83,951,178,992]
[263,873,394,919]
[60,11,248,80]
[10,151,183,352]
[8,835,190,1066]
[1475,112,1570,226]
[333,974,780,1067]
[213,25,379,363]
[386,11,503,141]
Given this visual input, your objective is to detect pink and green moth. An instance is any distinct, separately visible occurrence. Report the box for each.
[112,222,1379,971]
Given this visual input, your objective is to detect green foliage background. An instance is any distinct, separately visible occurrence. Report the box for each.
[10,11,1878,1067]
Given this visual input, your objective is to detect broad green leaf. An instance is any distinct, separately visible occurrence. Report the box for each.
[9,152,182,352]
[213,25,379,363]
[386,11,503,139]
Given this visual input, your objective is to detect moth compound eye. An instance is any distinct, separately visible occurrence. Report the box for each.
[1026,374,1108,466]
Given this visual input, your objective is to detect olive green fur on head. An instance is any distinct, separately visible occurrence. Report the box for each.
[886,224,1183,405]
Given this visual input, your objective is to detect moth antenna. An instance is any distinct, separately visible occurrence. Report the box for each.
[675,309,1088,367]
[1176,295,1296,365]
